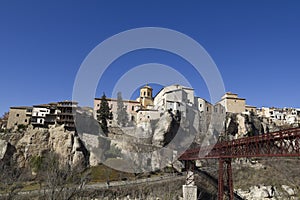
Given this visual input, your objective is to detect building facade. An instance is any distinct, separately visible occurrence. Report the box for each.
[57,101,78,130]
[136,85,154,108]
[196,97,213,114]
[31,105,50,126]
[7,106,32,129]
[94,98,140,127]
[218,92,246,113]
[153,85,195,115]
[31,103,59,127]
[245,105,257,113]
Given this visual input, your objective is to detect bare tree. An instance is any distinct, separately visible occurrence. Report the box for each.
[33,152,90,200]
[0,154,25,200]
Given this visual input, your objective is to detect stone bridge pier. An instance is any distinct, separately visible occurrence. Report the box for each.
[182,161,197,200]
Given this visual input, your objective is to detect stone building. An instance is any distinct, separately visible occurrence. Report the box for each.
[57,101,78,131]
[94,98,140,127]
[153,85,194,116]
[196,97,213,114]
[218,92,246,113]
[135,85,160,124]
[136,85,154,108]
[7,106,32,129]
[94,85,161,126]
[136,109,160,123]
[245,105,257,113]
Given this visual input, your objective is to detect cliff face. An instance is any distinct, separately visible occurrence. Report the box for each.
[0,111,298,199]
[0,125,88,171]
[225,113,281,139]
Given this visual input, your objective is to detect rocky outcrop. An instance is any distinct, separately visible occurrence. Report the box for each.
[152,111,175,146]
[1,125,88,171]
[225,113,281,139]
[237,184,298,200]
[0,139,16,164]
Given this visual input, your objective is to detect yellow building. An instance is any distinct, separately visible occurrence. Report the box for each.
[137,85,154,109]
[218,92,246,113]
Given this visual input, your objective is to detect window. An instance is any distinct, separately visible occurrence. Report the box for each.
[144,92,146,96]
[207,107,209,112]
[147,92,150,96]
[131,116,135,121]
[25,119,27,123]
[199,104,202,107]
[132,106,134,111]
[16,114,19,117]
[97,104,100,107]
[147,116,150,118]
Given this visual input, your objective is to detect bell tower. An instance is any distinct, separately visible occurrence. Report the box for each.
[139,84,153,108]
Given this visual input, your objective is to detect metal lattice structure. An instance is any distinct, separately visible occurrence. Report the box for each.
[179,127,300,200]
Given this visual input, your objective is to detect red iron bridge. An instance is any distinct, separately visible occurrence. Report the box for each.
[179,127,300,200]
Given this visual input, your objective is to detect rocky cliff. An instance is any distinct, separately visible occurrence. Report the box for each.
[0,125,88,172]
[0,110,298,199]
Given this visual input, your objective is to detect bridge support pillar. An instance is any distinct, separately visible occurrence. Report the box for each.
[183,161,197,200]
[218,158,234,200]
[183,185,197,200]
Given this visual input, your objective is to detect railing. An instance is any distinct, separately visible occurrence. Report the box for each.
[180,128,300,160]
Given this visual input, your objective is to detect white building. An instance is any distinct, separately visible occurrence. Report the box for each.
[153,85,195,116]
[31,103,59,127]
[195,97,213,114]
[31,105,50,126]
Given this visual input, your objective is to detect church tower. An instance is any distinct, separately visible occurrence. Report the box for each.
[138,85,154,108]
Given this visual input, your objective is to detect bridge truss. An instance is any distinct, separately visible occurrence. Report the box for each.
[179,128,300,200]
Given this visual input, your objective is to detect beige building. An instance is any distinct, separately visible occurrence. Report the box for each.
[94,98,140,126]
[136,109,160,123]
[218,92,246,113]
[245,105,257,113]
[7,106,32,129]
[136,85,154,108]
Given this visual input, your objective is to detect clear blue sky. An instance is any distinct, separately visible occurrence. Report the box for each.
[1,0,300,115]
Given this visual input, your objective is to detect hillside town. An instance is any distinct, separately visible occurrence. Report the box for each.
[2,84,300,132]
[1,86,300,200]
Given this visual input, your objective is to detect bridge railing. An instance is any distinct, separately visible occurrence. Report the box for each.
[179,127,300,160]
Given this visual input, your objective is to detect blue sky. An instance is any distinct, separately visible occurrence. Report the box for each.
[0,1,300,115]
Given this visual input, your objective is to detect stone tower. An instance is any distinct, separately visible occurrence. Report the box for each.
[139,85,154,108]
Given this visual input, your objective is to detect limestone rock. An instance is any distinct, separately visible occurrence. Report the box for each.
[152,111,172,146]
[2,125,88,169]
[282,185,295,196]
[0,139,8,160]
